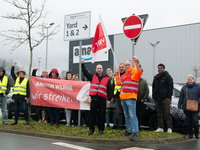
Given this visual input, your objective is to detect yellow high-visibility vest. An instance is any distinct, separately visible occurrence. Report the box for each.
[114,78,121,95]
[0,76,8,94]
[13,77,28,96]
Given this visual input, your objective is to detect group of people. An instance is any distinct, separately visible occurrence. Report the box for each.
[0,55,200,141]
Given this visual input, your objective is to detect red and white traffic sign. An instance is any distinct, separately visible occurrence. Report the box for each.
[123,15,143,39]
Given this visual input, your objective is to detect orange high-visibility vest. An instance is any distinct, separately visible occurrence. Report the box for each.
[115,60,143,100]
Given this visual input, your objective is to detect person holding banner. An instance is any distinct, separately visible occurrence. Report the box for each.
[47,68,61,126]
[65,71,73,126]
[71,74,79,127]
[32,68,49,124]
[115,56,143,141]
[81,59,112,135]
[11,62,30,125]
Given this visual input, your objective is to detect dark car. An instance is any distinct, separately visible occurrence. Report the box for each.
[7,98,66,121]
[141,85,200,131]
[6,88,66,121]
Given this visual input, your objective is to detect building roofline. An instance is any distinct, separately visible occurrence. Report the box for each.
[114,22,200,36]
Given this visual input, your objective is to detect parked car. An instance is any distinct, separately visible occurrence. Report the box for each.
[6,88,66,121]
[141,85,200,131]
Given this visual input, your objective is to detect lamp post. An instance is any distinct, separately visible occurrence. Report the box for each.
[43,23,54,70]
[37,57,41,76]
[149,41,160,77]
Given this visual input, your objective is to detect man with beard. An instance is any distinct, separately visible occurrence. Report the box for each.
[81,59,112,135]
[113,63,125,130]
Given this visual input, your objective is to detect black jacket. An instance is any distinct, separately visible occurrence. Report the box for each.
[152,71,173,101]
[81,63,112,101]
[0,67,10,97]
[32,69,46,78]
[11,66,29,101]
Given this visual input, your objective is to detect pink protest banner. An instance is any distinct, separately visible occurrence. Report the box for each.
[30,76,90,110]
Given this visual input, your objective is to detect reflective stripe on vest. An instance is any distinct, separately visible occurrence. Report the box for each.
[13,77,28,96]
[89,74,109,99]
[0,76,8,94]
[121,71,139,94]
[114,78,121,95]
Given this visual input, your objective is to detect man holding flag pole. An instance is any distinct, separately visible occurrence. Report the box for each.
[81,15,116,135]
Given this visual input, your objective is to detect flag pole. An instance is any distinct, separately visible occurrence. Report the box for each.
[110,47,118,70]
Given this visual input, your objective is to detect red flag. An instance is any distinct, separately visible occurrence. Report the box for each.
[91,15,111,63]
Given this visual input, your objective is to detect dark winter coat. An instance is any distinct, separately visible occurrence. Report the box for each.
[178,82,200,111]
[0,67,10,97]
[152,71,173,101]
[32,69,46,78]
[81,63,112,101]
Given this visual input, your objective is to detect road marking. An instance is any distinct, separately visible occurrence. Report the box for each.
[121,147,154,150]
[124,24,142,30]
[52,142,95,150]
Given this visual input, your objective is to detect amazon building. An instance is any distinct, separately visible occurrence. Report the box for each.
[69,22,200,84]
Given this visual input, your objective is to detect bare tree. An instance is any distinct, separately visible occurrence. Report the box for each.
[0,0,60,120]
[192,65,200,82]
[0,58,22,86]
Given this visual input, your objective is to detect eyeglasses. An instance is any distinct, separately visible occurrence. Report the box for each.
[125,64,131,67]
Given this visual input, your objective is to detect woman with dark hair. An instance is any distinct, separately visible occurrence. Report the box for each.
[65,71,73,126]
[178,75,200,139]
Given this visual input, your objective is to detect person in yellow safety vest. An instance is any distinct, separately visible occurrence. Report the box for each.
[0,67,10,125]
[113,63,125,130]
[11,62,30,125]
[115,56,143,141]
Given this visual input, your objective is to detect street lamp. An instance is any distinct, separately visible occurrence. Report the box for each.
[43,23,54,70]
[37,57,41,76]
[149,41,160,77]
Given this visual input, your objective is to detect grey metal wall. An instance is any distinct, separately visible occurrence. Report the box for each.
[114,23,200,84]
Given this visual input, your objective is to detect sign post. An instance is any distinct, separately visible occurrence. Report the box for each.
[123,15,143,63]
[64,11,91,126]
[122,14,148,63]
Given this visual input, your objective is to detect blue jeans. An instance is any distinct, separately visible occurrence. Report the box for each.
[15,100,27,113]
[49,107,60,124]
[121,99,138,134]
[106,108,117,126]
[0,97,8,124]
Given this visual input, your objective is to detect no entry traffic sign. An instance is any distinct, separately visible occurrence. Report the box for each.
[123,15,143,39]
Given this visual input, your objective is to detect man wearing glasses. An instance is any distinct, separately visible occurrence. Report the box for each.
[115,56,143,141]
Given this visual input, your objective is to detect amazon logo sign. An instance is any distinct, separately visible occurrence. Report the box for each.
[73,44,108,64]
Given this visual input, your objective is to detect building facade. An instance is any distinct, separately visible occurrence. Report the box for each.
[69,22,200,84]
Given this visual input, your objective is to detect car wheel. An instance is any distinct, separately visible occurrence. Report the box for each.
[148,113,158,130]
[7,106,13,119]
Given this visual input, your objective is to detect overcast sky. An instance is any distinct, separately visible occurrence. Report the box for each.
[0,0,200,76]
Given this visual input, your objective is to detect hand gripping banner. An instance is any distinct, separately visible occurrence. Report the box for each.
[30,76,90,110]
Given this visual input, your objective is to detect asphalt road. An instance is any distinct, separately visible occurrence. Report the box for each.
[0,132,200,150]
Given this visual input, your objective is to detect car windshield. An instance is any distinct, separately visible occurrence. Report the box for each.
[173,85,183,97]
